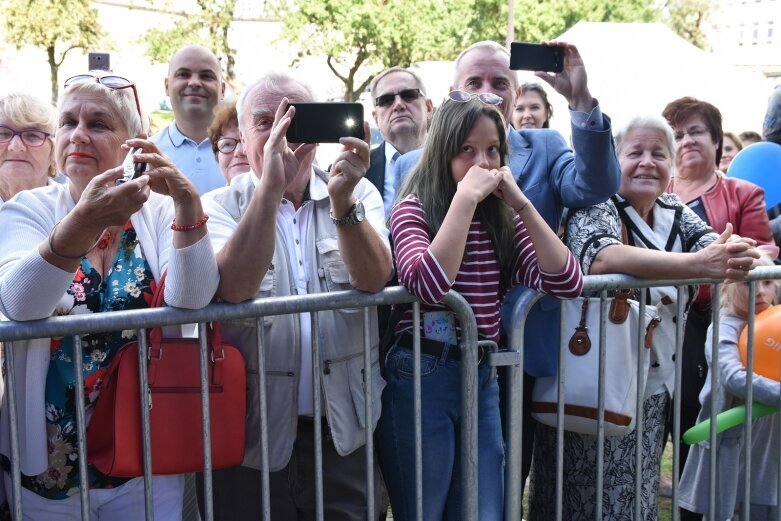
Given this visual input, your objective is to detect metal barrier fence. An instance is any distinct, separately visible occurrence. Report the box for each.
[504,265,781,521]
[0,286,480,521]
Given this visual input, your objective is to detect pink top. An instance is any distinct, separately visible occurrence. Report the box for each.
[390,194,583,342]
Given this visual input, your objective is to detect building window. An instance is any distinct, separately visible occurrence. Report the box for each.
[769,21,775,43]
[753,22,759,44]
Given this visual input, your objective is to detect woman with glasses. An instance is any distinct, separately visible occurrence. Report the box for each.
[0,72,218,519]
[208,100,249,184]
[661,97,773,521]
[377,91,583,520]
[511,83,553,130]
[0,93,57,204]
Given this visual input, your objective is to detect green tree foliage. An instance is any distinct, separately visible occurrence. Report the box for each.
[662,0,712,49]
[273,0,661,101]
[142,0,239,86]
[3,0,106,104]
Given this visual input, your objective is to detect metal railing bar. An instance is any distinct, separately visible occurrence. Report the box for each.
[413,302,423,521]
[198,323,214,521]
[595,291,608,521]
[256,318,271,521]
[362,307,376,521]
[311,311,324,521]
[71,333,90,520]
[4,340,23,521]
[742,282,756,521]
[137,329,154,520]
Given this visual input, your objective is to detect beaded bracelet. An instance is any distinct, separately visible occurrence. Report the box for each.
[46,221,106,261]
[171,214,209,232]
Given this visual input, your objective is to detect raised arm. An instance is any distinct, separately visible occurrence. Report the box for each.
[327,122,392,292]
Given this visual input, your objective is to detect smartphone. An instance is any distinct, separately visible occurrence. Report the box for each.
[286,103,364,144]
[118,148,146,184]
[509,42,564,73]
[88,52,111,72]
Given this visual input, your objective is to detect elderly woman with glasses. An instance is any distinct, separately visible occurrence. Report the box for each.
[207,100,249,185]
[0,72,218,519]
[0,93,58,204]
[661,98,773,519]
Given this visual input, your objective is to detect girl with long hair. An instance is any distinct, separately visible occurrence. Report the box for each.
[377,92,583,520]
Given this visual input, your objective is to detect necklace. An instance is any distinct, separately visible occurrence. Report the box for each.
[97,230,112,250]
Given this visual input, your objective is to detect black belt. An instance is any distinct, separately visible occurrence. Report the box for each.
[396,331,487,365]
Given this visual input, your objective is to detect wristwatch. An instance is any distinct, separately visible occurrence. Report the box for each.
[330,200,365,226]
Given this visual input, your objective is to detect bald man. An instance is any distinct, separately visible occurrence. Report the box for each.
[151,45,226,195]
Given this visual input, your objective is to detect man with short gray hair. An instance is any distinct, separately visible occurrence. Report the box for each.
[367,66,433,216]
[201,71,392,520]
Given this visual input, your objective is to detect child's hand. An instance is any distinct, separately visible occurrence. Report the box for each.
[492,167,529,212]
[456,165,502,204]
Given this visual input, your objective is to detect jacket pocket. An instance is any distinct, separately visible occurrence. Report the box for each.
[346,351,385,430]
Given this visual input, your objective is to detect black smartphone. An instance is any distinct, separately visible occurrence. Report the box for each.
[286,103,364,144]
[118,148,146,184]
[88,52,111,72]
[509,42,564,73]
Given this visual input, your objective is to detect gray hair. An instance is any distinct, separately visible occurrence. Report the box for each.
[369,67,428,97]
[453,41,515,89]
[0,93,57,177]
[59,78,143,138]
[614,115,677,164]
[236,71,317,132]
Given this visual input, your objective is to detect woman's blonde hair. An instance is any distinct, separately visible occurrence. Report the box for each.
[59,75,142,139]
[0,93,57,177]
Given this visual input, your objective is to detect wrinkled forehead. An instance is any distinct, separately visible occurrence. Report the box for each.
[374,70,422,96]
[242,86,311,126]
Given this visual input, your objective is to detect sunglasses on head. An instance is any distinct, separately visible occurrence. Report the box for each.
[444,90,503,106]
[64,74,143,122]
[374,88,423,108]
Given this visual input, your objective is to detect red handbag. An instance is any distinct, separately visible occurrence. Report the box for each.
[87,275,246,477]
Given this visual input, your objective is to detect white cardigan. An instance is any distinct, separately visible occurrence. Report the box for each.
[0,182,219,475]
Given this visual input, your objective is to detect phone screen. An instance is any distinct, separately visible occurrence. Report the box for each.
[286,103,364,144]
[509,43,564,73]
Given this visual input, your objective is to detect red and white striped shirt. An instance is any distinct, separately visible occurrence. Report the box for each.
[390,194,583,342]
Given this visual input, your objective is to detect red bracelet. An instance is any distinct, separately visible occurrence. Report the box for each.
[171,214,209,232]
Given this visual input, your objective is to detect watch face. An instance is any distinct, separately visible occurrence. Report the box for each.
[354,201,365,222]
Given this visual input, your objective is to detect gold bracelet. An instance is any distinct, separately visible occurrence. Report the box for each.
[46,221,104,261]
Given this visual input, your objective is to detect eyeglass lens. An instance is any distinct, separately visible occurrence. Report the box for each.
[217,137,239,153]
[674,126,708,142]
[63,74,142,123]
[0,125,49,147]
[375,88,422,108]
[447,90,502,106]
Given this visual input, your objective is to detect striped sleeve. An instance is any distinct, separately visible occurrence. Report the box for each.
[389,195,453,304]
[509,216,584,299]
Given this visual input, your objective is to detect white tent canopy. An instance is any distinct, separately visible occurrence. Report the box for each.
[530,22,770,140]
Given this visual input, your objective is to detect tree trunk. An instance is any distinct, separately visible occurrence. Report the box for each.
[48,45,58,106]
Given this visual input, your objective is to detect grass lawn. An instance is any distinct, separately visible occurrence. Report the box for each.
[148,110,174,136]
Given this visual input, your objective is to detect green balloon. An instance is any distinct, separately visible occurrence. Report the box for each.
[683,403,779,445]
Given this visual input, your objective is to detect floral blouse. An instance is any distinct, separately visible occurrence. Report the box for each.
[6,223,156,499]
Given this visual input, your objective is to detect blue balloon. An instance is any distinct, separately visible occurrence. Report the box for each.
[728,141,781,209]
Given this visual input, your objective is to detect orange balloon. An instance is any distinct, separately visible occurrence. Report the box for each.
[738,304,781,382]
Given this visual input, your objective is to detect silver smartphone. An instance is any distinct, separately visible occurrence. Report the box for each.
[118,148,146,184]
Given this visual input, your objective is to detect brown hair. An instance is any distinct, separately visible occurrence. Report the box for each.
[519,82,553,128]
[662,96,724,167]
[208,99,238,157]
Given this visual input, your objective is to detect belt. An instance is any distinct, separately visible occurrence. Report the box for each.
[396,331,487,365]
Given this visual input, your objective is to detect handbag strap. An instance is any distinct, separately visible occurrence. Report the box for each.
[146,272,225,386]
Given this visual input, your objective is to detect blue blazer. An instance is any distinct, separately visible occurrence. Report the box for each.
[393,116,621,375]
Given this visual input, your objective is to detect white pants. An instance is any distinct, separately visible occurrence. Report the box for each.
[3,473,183,521]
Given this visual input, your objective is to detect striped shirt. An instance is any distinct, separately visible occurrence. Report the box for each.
[390,194,583,342]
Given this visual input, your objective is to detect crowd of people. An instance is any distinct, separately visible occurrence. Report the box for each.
[0,39,779,521]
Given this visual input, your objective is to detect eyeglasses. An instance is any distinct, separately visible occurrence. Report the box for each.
[444,90,503,106]
[0,125,50,147]
[217,137,240,153]
[64,74,143,122]
[374,88,423,108]
[674,126,709,142]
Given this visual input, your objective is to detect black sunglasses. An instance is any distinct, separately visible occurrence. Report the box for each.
[374,88,423,108]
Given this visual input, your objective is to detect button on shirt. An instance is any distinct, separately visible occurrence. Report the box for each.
[151,122,226,195]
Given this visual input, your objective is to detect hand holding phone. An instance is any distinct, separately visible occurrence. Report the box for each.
[286,103,364,144]
[510,42,564,73]
[118,148,146,184]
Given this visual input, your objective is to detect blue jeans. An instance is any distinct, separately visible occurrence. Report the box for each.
[377,340,504,521]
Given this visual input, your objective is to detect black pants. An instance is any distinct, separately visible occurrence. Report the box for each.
[196,417,386,521]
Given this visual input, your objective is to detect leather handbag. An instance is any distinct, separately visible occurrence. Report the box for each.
[87,274,246,477]
[531,290,661,436]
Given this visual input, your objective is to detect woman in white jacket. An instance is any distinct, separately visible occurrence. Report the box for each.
[0,73,218,519]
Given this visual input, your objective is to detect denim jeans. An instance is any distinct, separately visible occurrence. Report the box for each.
[377,340,504,521]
